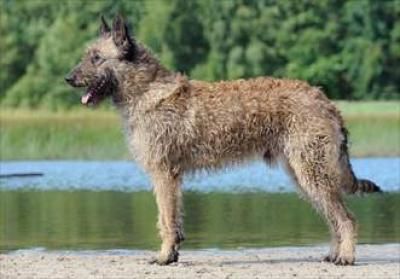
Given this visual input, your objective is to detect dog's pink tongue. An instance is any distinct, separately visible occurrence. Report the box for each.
[81,92,92,105]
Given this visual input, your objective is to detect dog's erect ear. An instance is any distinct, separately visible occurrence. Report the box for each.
[112,14,135,60]
[112,14,130,47]
[100,15,111,37]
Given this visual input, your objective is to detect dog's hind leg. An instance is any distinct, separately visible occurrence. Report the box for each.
[285,139,356,265]
[149,170,184,265]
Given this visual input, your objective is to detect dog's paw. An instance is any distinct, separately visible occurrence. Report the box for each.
[333,255,355,266]
[148,250,179,266]
[322,254,337,263]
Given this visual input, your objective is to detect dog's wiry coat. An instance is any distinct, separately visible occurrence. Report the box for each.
[66,15,381,266]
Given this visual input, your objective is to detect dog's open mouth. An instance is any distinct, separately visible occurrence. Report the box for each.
[81,77,109,106]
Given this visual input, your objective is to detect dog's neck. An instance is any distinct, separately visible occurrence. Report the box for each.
[111,45,176,110]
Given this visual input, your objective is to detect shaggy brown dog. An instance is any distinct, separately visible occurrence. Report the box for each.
[65,15,381,266]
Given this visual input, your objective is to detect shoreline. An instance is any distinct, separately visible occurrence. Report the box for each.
[1,244,399,278]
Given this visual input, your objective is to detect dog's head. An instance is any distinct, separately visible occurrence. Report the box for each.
[65,15,136,106]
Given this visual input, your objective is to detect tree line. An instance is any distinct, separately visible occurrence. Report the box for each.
[1,0,399,109]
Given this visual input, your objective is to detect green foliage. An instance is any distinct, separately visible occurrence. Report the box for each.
[3,13,91,109]
[0,0,59,99]
[1,0,399,109]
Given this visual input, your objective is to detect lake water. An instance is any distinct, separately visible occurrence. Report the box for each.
[1,158,399,192]
[0,158,399,252]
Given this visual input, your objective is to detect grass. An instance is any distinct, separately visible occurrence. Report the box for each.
[336,101,400,157]
[336,101,399,116]
[0,101,399,160]
[0,109,127,160]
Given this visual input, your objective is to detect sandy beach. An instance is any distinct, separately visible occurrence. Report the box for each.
[1,244,399,279]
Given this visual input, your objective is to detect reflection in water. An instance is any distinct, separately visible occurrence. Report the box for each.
[1,191,399,251]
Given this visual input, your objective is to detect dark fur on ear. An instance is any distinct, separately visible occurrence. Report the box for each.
[112,14,135,61]
[100,15,111,37]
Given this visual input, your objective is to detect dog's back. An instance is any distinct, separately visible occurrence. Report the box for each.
[130,76,342,173]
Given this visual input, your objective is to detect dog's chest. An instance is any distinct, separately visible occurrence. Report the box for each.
[119,112,151,166]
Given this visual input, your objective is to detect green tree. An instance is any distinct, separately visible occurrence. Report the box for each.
[1,0,399,109]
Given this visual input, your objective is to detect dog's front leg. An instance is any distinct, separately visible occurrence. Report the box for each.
[149,170,183,265]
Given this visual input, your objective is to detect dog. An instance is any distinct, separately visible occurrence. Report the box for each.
[65,15,381,266]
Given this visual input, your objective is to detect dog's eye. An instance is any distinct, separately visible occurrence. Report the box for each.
[91,54,104,65]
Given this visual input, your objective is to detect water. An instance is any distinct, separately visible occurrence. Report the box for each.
[1,158,399,192]
[0,158,399,252]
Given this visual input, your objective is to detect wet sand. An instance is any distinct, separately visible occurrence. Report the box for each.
[1,244,399,279]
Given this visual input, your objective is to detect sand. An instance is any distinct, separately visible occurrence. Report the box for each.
[1,244,399,279]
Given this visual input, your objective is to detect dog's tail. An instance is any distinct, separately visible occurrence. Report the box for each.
[339,127,382,194]
[349,178,382,193]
